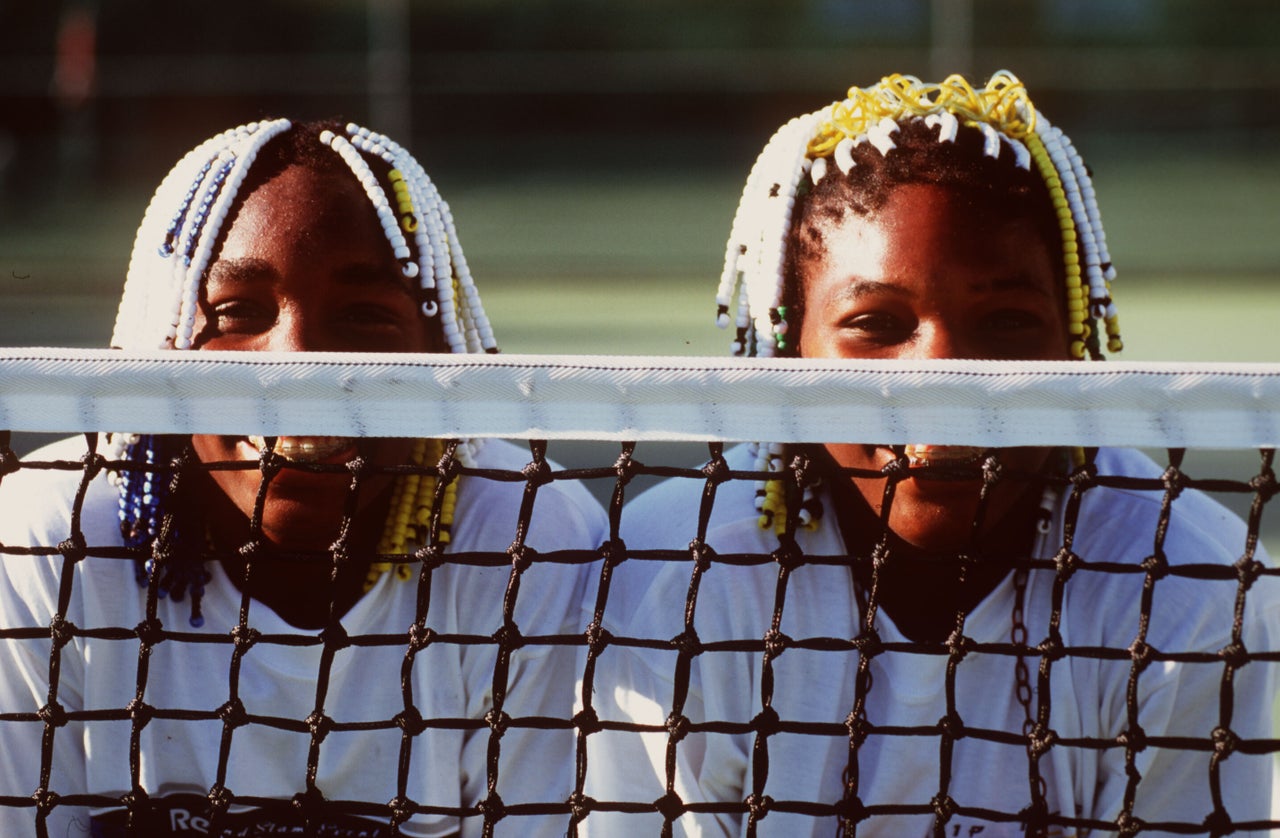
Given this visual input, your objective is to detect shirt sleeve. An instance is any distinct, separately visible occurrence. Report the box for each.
[1076,459,1280,834]
[452,445,608,838]
[0,453,93,837]
[580,558,750,838]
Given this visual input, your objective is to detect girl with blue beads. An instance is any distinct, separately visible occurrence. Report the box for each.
[0,119,606,837]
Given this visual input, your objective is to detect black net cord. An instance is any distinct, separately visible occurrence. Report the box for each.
[571,440,638,834]
[33,433,101,836]
[393,440,461,831]
[127,439,190,830]
[298,449,371,828]
[654,444,734,838]
[477,439,552,837]
[4,436,1279,836]
[206,440,279,832]
[836,456,904,838]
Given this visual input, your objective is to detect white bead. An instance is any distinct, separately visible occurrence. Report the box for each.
[834,138,856,175]
[868,117,899,155]
[1001,135,1031,170]
[809,155,827,185]
[979,124,1002,160]
[925,111,959,143]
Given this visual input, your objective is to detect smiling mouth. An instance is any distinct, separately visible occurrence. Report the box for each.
[902,444,984,469]
[247,435,358,463]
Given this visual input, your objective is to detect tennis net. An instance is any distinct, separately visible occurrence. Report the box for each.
[1,348,1278,838]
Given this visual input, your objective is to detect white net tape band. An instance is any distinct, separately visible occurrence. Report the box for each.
[2,348,1279,447]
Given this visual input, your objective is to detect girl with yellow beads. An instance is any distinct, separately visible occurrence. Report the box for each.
[591,73,1279,837]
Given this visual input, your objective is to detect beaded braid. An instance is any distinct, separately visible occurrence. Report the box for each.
[107,120,497,624]
[366,438,459,591]
[717,72,1122,531]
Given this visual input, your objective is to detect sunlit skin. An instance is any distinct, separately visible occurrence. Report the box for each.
[188,164,439,626]
[796,182,1070,553]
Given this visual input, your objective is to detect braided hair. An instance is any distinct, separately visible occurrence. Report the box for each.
[715,72,1120,531]
[106,119,494,624]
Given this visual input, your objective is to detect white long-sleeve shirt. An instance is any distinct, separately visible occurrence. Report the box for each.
[0,436,607,838]
[585,447,1280,837]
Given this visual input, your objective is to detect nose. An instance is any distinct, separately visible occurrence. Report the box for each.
[909,320,968,360]
[263,310,317,353]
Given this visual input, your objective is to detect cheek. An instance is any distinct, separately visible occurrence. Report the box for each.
[419,318,447,353]
[823,442,887,502]
[369,438,416,472]
[795,312,830,360]
[191,434,233,465]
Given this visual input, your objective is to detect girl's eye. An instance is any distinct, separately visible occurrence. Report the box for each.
[983,309,1044,331]
[341,304,401,326]
[210,300,272,330]
[846,312,911,342]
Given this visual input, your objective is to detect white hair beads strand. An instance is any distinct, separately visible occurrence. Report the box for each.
[107,118,497,468]
[346,123,497,357]
[175,121,293,350]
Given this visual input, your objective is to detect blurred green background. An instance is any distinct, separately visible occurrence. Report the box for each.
[1,1,1277,550]
[2,0,1278,359]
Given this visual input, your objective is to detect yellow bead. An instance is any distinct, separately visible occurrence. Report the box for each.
[1070,341,1085,358]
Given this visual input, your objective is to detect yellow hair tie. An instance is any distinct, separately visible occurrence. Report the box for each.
[809,71,1037,158]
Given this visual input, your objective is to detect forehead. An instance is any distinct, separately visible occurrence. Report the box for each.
[797,182,1061,300]
[215,163,388,262]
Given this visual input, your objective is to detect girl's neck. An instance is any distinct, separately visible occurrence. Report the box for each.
[822,449,1050,643]
[189,472,391,630]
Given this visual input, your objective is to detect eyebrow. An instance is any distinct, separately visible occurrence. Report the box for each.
[830,279,913,303]
[206,258,416,297]
[332,263,416,296]
[829,275,1055,302]
[978,275,1057,298]
[205,258,274,286]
